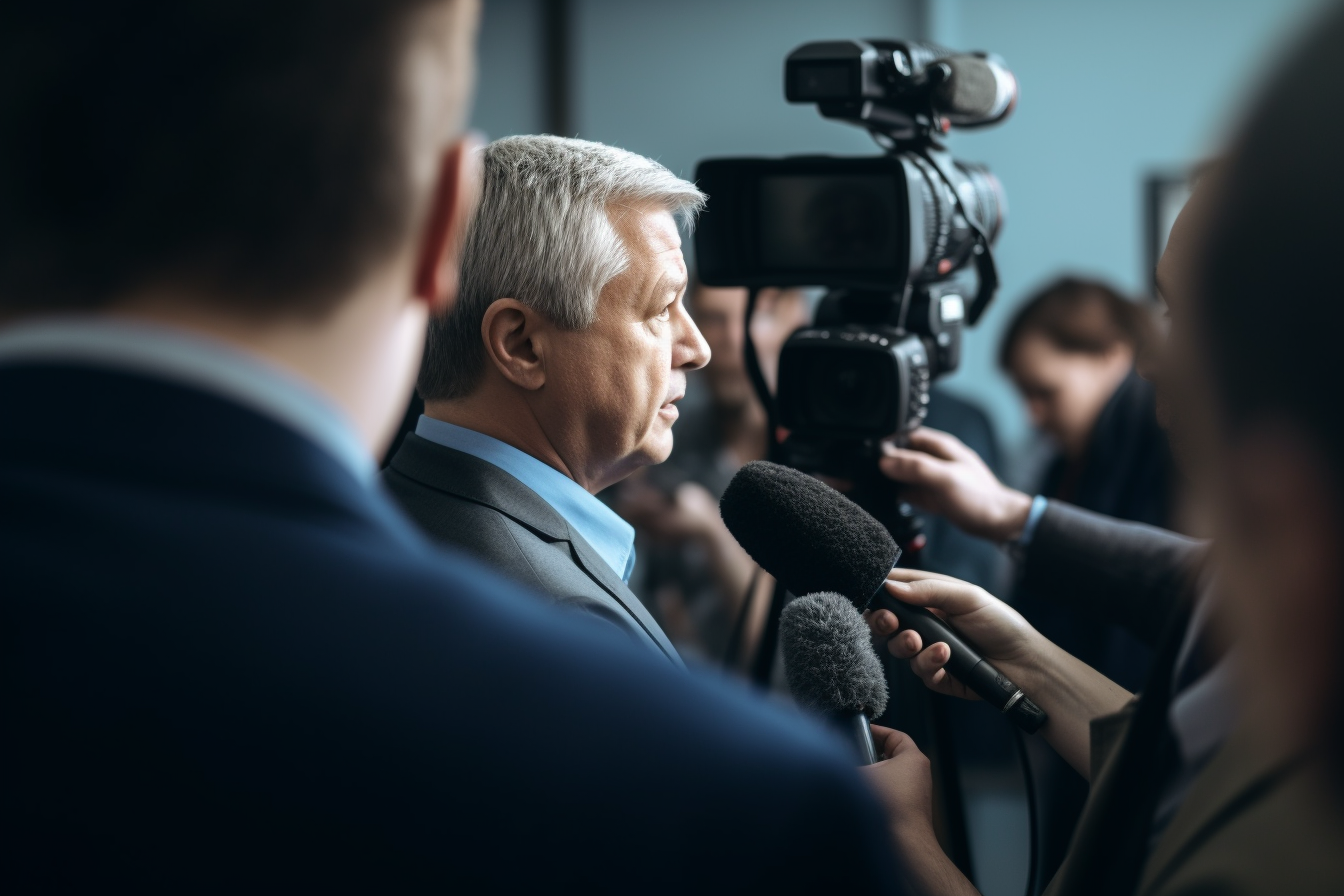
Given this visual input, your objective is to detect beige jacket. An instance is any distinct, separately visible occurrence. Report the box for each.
[1046,708,1344,896]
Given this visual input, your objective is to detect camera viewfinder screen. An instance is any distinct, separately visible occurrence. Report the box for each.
[791,62,852,100]
[758,175,902,272]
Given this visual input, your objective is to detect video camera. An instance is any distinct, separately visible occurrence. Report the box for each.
[693,39,1015,545]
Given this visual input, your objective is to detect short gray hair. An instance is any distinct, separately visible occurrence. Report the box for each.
[418,135,706,401]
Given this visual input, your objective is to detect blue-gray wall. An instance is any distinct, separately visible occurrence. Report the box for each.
[472,0,1324,458]
[925,0,1321,456]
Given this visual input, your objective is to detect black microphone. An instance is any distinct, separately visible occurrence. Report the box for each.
[780,592,889,765]
[720,461,1047,734]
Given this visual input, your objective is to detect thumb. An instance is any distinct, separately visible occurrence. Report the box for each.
[883,573,988,618]
[870,725,923,761]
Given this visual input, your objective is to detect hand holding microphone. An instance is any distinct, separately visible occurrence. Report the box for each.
[720,460,1047,734]
[869,568,1040,704]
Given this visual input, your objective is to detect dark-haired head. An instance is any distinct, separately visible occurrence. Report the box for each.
[1198,0,1344,794]
[0,0,474,318]
[999,276,1155,459]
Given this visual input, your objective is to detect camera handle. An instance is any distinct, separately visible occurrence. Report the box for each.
[912,145,1000,326]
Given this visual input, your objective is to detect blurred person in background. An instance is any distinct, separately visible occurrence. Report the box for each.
[1000,276,1180,879]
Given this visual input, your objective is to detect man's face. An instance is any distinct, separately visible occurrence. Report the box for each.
[539,205,710,491]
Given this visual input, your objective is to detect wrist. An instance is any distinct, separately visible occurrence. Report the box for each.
[889,822,976,896]
[990,487,1033,543]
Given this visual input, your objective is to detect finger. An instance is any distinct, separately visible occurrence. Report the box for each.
[908,643,978,700]
[888,629,923,660]
[866,608,899,638]
[869,725,920,760]
[906,427,977,463]
[877,450,947,488]
[883,576,989,618]
[910,641,951,680]
[885,567,969,587]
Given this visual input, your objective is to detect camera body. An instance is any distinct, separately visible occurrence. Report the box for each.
[694,39,1012,448]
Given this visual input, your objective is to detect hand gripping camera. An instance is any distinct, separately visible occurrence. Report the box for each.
[694,39,1015,548]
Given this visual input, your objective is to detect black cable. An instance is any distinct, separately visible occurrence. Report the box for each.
[741,286,779,461]
[739,285,790,686]
[721,568,758,669]
[1012,725,1040,896]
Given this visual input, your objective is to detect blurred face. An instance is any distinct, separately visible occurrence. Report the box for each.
[692,285,810,410]
[1007,331,1133,459]
[540,205,710,491]
[1146,182,1216,473]
[1208,423,1343,755]
[1184,169,1341,754]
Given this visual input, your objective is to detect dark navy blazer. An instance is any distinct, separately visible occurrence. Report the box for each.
[2,363,899,893]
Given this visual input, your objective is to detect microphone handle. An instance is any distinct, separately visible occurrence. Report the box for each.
[831,711,879,765]
[870,591,1047,734]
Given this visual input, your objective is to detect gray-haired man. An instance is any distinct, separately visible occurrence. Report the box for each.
[383,136,710,664]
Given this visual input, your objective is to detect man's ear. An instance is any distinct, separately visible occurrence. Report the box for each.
[413,133,484,315]
[480,298,548,391]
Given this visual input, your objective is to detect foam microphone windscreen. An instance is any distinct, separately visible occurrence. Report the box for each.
[780,592,889,718]
[719,461,898,606]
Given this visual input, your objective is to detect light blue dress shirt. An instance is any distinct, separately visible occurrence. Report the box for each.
[0,318,374,483]
[414,416,637,583]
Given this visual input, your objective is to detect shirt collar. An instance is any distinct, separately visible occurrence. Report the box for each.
[414,416,636,582]
[0,317,375,484]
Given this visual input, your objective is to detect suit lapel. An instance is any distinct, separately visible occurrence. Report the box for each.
[390,435,683,667]
[561,526,684,667]
[1137,724,1304,894]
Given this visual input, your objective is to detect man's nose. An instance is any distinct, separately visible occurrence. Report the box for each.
[675,304,712,370]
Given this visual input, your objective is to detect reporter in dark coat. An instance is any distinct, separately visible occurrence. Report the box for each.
[865,86,1344,889]
[384,136,711,665]
[1,4,904,891]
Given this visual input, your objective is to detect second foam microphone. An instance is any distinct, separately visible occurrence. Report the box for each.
[720,460,1047,735]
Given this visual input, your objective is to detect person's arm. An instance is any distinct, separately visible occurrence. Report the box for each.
[880,427,1206,646]
[860,727,982,896]
[868,568,1133,779]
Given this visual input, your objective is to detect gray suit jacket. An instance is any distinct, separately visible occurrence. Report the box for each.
[382,434,683,666]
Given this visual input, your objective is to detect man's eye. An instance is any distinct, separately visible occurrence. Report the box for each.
[656,304,672,321]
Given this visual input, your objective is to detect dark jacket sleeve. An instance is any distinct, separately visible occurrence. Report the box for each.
[1020,500,1206,647]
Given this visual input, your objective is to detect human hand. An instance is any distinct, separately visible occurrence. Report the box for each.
[866,568,1041,701]
[863,724,981,896]
[616,476,718,545]
[860,725,934,840]
[879,427,1033,543]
